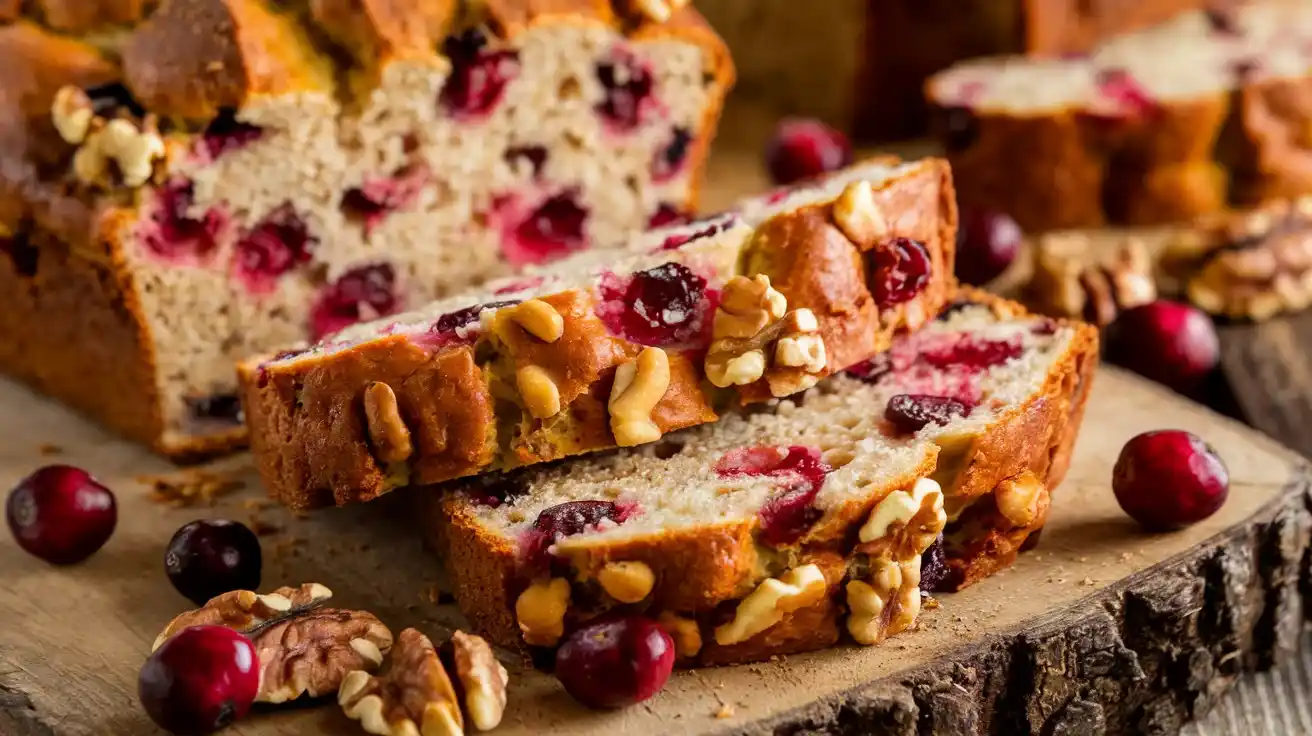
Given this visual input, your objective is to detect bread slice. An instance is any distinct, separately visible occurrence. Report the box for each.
[240,158,959,508]
[926,3,1312,231]
[420,291,1099,666]
[0,2,733,459]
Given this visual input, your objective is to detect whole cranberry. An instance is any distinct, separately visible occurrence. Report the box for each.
[6,465,116,565]
[764,118,852,186]
[1113,430,1229,531]
[139,625,260,735]
[1105,300,1219,394]
[956,209,1021,285]
[165,520,262,605]
[555,615,675,709]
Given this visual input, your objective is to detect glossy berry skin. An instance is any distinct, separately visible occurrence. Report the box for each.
[6,465,116,565]
[956,209,1022,285]
[1113,430,1229,531]
[764,118,852,186]
[555,615,675,709]
[1105,300,1219,394]
[139,625,260,735]
[165,520,262,605]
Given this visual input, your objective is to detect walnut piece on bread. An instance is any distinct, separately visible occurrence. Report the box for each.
[339,628,464,736]
[714,564,828,646]
[608,347,671,447]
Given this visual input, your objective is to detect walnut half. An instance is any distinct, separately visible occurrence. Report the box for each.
[152,582,394,704]
[340,628,510,735]
[1027,234,1156,326]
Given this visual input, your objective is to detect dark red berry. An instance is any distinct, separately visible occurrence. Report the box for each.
[599,263,711,346]
[534,500,628,538]
[1112,430,1229,531]
[1,229,38,277]
[6,465,116,565]
[921,336,1022,370]
[885,394,972,435]
[596,51,656,132]
[341,167,428,232]
[164,519,263,606]
[185,394,244,425]
[716,446,832,546]
[764,118,852,186]
[440,29,520,119]
[200,109,263,160]
[651,128,692,182]
[232,204,316,293]
[468,474,529,508]
[1105,300,1219,394]
[554,615,675,709]
[509,192,589,265]
[655,217,731,251]
[919,533,948,593]
[139,625,259,735]
[937,105,980,153]
[422,299,519,348]
[956,209,1021,285]
[648,203,692,230]
[309,263,400,341]
[1092,68,1158,119]
[144,180,224,262]
[847,352,892,383]
[868,238,932,306]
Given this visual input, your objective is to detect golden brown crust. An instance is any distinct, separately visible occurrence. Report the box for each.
[248,160,958,508]
[934,64,1312,231]
[421,292,1100,666]
[31,0,150,33]
[309,0,457,65]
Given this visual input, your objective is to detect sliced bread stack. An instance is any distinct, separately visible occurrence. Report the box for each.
[422,292,1099,664]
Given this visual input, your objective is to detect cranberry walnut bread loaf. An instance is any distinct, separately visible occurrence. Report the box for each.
[240,158,959,509]
[697,0,1224,142]
[421,293,1099,665]
[0,1,733,459]
[928,2,1312,232]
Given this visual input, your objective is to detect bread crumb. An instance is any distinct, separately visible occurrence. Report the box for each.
[922,596,941,610]
[1120,552,1134,562]
[714,703,735,719]
[142,470,244,507]
[37,443,63,456]
[242,498,273,511]
[248,517,283,536]
[1078,556,1089,563]
[1081,578,1095,586]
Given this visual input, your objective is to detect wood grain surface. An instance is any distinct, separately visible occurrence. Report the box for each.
[1,367,1308,735]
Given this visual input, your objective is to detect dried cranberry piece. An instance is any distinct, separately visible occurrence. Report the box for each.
[1,230,38,277]
[468,474,529,508]
[655,218,730,251]
[308,264,400,341]
[144,180,224,262]
[648,203,692,230]
[185,394,244,424]
[918,533,948,593]
[232,204,316,292]
[764,118,852,186]
[521,500,633,569]
[1092,68,1157,119]
[440,29,520,119]
[504,192,589,265]
[716,446,832,546]
[847,353,892,383]
[938,105,979,152]
[885,394,972,435]
[505,146,548,178]
[425,299,520,348]
[342,167,427,232]
[651,128,692,182]
[868,238,932,306]
[201,109,263,159]
[595,51,656,132]
[600,263,710,346]
[921,336,1022,370]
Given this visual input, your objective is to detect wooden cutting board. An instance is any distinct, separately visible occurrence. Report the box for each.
[1,365,1309,736]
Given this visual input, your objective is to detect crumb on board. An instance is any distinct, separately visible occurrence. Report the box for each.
[142,470,244,507]
[248,516,283,536]
[1081,577,1096,586]
[38,443,63,456]
[715,703,736,719]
